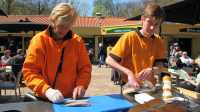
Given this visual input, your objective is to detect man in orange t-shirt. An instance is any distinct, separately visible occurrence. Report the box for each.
[106,2,166,89]
[22,3,91,103]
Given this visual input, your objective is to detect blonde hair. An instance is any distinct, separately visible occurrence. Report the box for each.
[49,3,78,25]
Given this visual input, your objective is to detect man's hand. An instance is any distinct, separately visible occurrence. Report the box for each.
[45,88,64,103]
[73,86,86,100]
[127,75,140,89]
[125,70,140,89]
[137,68,154,81]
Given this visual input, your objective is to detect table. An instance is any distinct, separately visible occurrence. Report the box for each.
[54,94,134,112]
[0,94,134,112]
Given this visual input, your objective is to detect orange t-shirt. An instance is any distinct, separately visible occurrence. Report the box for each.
[110,31,166,84]
[22,29,91,98]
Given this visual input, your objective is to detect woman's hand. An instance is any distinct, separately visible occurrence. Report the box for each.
[73,86,86,100]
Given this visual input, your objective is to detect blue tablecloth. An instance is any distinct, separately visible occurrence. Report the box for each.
[53,94,134,112]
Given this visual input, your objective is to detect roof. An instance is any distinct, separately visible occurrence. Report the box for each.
[0,15,140,27]
[0,15,48,24]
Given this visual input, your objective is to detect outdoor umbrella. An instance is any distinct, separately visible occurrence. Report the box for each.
[164,0,200,24]
[127,0,200,25]
[0,21,48,52]
[0,8,7,16]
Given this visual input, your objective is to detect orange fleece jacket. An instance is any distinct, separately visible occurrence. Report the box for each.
[22,30,91,98]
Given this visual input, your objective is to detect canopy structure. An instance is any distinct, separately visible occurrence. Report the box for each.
[127,0,200,25]
[0,21,48,33]
[0,21,48,52]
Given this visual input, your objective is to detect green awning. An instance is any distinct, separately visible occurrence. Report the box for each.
[102,25,141,35]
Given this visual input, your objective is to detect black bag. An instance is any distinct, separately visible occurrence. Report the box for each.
[178,81,196,91]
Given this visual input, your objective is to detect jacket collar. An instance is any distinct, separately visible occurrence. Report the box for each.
[47,26,73,41]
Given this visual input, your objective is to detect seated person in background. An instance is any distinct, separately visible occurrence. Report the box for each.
[174,56,200,92]
[193,56,200,90]
[169,42,180,57]
[0,49,12,81]
[1,49,12,65]
[193,63,200,78]
[175,50,182,59]
[7,49,25,78]
[179,51,193,67]
[168,56,191,81]
[8,49,24,65]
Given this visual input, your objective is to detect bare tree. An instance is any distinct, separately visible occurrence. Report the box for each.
[24,0,54,15]
[59,0,90,16]
[93,0,114,17]
[0,0,15,15]
[0,0,53,15]
[93,0,143,17]
[114,2,143,17]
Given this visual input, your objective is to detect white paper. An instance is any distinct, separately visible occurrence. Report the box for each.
[134,93,155,104]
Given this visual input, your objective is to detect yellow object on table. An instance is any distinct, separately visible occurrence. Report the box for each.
[175,87,200,100]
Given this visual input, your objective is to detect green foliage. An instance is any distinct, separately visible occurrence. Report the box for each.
[93,0,143,17]
[92,4,109,17]
[0,0,15,15]
[93,0,114,17]
[92,0,180,17]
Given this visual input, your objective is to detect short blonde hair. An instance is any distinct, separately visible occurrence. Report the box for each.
[49,3,78,25]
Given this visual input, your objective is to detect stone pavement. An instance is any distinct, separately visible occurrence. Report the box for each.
[0,65,121,103]
[86,65,120,96]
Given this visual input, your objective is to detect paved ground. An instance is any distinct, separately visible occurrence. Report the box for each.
[0,65,121,103]
[86,65,120,96]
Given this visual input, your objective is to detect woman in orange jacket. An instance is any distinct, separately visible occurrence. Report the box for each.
[22,3,91,103]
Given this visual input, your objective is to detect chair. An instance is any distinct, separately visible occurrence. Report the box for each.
[12,64,23,84]
[0,65,22,99]
[111,69,125,94]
